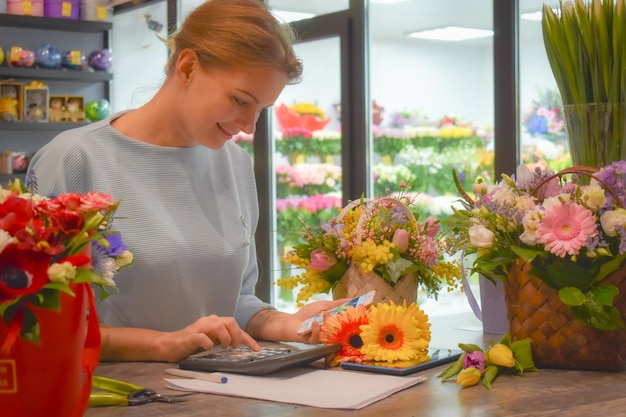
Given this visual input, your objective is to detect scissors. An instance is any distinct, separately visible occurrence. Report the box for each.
[89,376,196,407]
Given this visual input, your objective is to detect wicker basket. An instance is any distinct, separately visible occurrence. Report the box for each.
[505,259,626,371]
[330,197,419,305]
[332,265,417,305]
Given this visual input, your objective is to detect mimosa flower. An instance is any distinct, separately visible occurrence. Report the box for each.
[359,301,430,362]
[319,305,369,366]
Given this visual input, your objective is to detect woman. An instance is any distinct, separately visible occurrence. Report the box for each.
[28,0,344,362]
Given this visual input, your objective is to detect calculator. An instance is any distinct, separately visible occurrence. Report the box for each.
[178,343,342,376]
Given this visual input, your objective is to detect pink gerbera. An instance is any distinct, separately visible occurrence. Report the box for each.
[536,203,598,258]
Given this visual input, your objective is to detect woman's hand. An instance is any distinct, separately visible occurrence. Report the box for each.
[100,315,259,363]
[246,299,349,345]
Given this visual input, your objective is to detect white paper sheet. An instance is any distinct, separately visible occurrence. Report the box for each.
[165,368,425,410]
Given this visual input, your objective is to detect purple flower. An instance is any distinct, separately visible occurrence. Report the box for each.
[95,233,126,257]
[462,350,486,372]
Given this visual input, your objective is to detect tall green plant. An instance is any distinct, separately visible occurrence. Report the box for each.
[542,0,624,105]
[542,0,626,167]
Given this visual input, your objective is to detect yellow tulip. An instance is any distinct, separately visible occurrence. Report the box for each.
[488,344,515,368]
[456,367,481,387]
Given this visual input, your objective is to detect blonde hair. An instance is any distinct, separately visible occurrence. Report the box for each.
[165,0,303,84]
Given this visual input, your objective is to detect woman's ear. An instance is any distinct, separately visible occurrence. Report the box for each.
[175,48,199,82]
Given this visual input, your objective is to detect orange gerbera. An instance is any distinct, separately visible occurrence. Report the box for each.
[319,304,369,366]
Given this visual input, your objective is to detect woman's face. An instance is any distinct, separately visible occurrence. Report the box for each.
[176,55,288,149]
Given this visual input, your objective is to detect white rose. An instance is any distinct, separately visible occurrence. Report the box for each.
[468,224,495,248]
[491,185,516,206]
[580,182,606,212]
[47,262,77,283]
[519,207,543,245]
[600,209,626,237]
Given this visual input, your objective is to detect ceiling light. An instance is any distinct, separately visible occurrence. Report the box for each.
[407,26,493,41]
[272,10,315,23]
[371,0,409,3]
[521,11,543,21]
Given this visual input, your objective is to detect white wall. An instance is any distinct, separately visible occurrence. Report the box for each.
[111,1,168,112]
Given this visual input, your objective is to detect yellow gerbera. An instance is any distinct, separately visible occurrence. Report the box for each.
[359,301,431,362]
[319,305,369,366]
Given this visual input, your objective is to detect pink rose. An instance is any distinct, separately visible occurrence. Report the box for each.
[425,217,440,238]
[309,248,337,271]
[392,229,409,253]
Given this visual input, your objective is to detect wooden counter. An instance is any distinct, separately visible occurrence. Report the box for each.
[84,314,626,417]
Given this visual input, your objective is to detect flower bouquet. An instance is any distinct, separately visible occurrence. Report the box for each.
[437,333,537,390]
[444,160,626,370]
[277,183,461,307]
[0,177,132,416]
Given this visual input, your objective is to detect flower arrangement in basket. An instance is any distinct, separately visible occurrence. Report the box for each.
[277,183,461,306]
[444,160,626,370]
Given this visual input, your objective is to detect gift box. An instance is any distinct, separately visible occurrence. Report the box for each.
[49,95,68,122]
[0,82,24,123]
[24,82,49,123]
[65,96,85,122]
[44,0,79,19]
[80,0,111,21]
[7,0,44,16]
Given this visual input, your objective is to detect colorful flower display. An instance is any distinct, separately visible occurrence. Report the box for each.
[444,161,626,330]
[319,300,431,366]
[0,177,132,352]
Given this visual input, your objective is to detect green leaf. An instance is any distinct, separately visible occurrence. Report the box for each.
[559,287,587,306]
[437,352,465,382]
[324,261,349,286]
[510,338,538,373]
[482,365,499,391]
[530,260,593,292]
[569,303,625,330]
[20,308,41,345]
[458,343,484,353]
[590,285,619,306]
[594,253,626,284]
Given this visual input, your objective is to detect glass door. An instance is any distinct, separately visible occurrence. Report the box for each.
[368,0,494,317]
[262,2,361,311]
[519,0,569,172]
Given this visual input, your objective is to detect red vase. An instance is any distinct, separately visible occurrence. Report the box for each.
[0,283,101,417]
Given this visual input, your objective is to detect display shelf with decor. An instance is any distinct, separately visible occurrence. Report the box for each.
[0,13,113,183]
